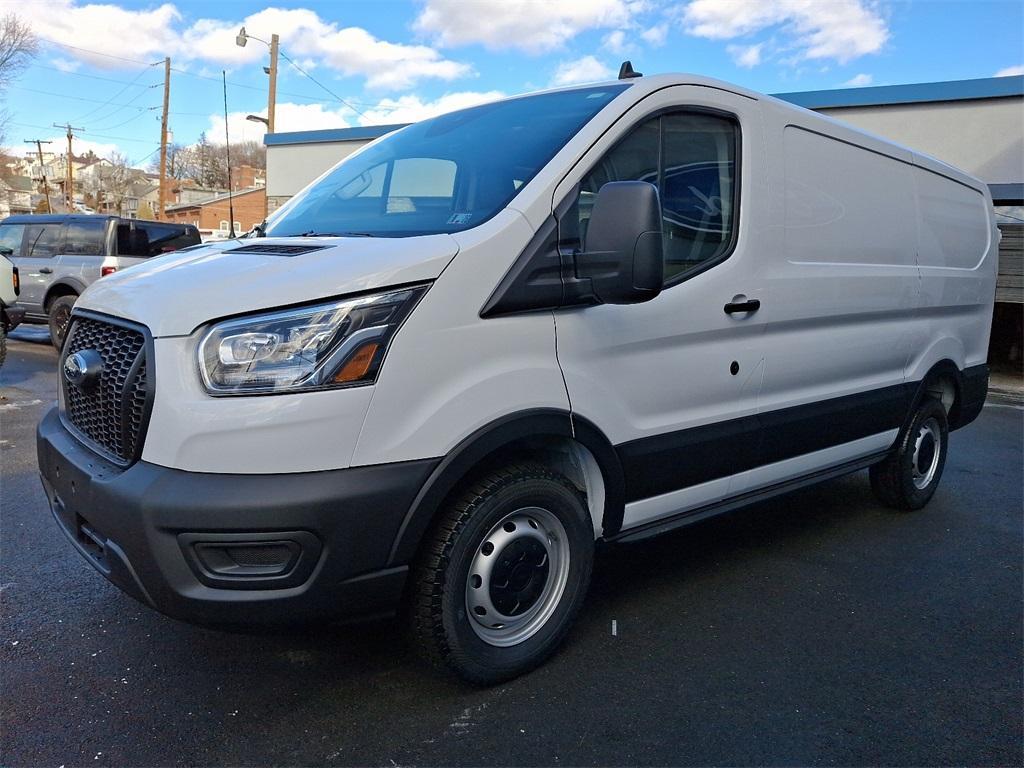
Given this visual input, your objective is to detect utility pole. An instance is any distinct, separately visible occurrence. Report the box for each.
[24,139,53,213]
[157,56,171,220]
[267,33,279,134]
[53,123,84,211]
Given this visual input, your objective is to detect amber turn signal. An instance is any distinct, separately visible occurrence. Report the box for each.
[332,343,380,383]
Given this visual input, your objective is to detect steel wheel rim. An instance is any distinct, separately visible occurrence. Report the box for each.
[912,417,941,490]
[465,506,571,648]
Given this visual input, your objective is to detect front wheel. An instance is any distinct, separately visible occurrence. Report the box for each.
[48,295,77,350]
[409,463,594,684]
[870,397,949,510]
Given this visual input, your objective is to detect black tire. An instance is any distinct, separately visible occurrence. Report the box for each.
[870,397,949,510]
[409,462,594,685]
[47,295,77,350]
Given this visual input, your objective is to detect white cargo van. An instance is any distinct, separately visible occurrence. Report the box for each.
[37,72,995,683]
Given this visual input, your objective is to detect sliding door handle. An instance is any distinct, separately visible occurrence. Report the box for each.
[39,267,53,274]
[724,297,761,315]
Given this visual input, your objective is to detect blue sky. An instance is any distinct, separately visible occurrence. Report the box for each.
[7,0,1023,167]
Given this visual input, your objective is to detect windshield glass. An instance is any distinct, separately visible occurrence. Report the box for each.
[264,85,629,239]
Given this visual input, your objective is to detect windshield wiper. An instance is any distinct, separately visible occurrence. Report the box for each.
[252,220,267,238]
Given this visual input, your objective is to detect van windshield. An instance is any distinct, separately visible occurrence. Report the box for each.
[264,85,629,239]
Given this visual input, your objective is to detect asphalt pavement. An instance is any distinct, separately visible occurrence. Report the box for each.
[2,326,1021,767]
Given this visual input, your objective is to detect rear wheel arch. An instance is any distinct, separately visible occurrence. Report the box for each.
[43,280,83,312]
[910,360,963,426]
[388,409,625,568]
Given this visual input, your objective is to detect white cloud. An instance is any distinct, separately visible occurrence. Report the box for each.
[48,135,122,159]
[995,65,1024,77]
[26,2,472,90]
[50,57,82,73]
[415,0,642,54]
[603,30,631,56]
[842,73,873,86]
[640,23,668,46]
[551,56,616,86]
[679,0,889,64]
[727,43,763,68]
[355,91,506,126]
[184,8,472,90]
[22,1,183,69]
[206,102,356,145]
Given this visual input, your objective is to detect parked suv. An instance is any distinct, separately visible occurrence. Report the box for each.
[2,215,200,348]
[36,74,994,683]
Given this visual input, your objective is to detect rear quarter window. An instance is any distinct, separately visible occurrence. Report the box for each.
[117,222,201,257]
[64,219,108,255]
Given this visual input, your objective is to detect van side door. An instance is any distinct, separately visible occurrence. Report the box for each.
[553,86,768,532]
[737,109,921,495]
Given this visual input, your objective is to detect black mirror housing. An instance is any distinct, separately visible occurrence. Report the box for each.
[576,181,664,304]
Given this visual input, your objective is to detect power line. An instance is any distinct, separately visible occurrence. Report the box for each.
[277,50,366,117]
[9,84,159,111]
[29,63,159,87]
[90,109,160,133]
[74,65,157,123]
[38,37,161,67]
[9,121,161,146]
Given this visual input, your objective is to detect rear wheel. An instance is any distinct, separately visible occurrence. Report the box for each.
[870,397,949,510]
[409,463,594,684]
[47,295,77,350]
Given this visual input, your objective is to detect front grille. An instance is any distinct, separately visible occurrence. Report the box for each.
[61,315,152,465]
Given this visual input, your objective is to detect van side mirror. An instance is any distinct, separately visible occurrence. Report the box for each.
[576,181,663,304]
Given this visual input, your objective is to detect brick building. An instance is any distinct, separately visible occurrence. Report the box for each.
[163,187,266,240]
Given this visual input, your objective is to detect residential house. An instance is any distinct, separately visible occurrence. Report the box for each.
[163,187,266,240]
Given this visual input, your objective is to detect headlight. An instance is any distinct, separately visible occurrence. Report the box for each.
[198,284,428,395]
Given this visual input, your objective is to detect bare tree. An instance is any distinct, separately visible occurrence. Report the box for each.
[103,152,134,215]
[0,14,37,146]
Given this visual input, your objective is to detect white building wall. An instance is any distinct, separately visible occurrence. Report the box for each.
[265,139,368,212]
[818,97,1024,184]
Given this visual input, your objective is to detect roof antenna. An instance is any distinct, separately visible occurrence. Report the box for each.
[618,60,643,79]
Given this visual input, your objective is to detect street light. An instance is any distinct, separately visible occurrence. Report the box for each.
[235,26,278,135]
[246,114,269,127]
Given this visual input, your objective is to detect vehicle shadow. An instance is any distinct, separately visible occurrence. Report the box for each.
[127,471,882,689]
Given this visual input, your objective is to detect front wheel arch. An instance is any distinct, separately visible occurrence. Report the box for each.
[387,409,625,569]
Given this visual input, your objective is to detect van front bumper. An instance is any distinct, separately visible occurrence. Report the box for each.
[36,406,439,625]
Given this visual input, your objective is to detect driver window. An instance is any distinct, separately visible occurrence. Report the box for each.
[565,110,739,286]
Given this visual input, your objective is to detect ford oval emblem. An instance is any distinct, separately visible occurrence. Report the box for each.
[63,350,103,390]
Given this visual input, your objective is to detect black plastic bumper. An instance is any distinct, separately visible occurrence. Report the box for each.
[2,303,24,332]
[37,407,439,625]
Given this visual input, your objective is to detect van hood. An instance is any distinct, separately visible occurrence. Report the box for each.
[77,235,459,337]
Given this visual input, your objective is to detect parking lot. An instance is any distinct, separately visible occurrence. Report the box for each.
[1,326,1021,767]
